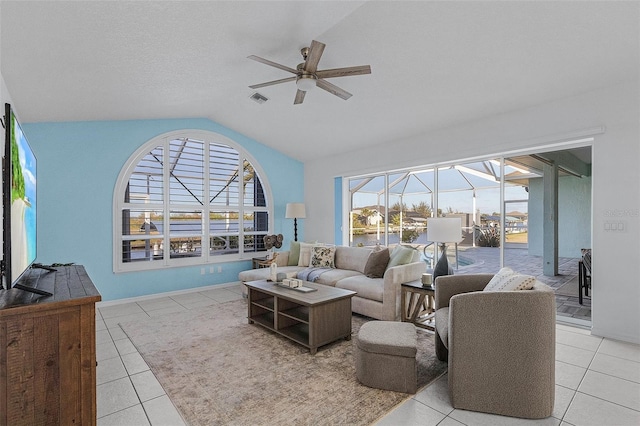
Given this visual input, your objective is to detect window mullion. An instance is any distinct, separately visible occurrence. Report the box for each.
[163,139,171,266]
[204,142,211,263]
[239,158,245,256]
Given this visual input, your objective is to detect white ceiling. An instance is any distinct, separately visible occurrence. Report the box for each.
[1,1,638,162]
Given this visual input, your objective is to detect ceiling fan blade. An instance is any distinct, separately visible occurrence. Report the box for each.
[304,40,326,73]
[294,89,306,105]
[247,55,297,74]
[249,76,296,89]
[316,79,352,100]
[315,65,371,79]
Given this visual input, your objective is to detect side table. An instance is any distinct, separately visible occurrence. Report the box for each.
[401,280,435,330]
[252,256,268,269]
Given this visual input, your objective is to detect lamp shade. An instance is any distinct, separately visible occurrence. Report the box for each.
[285,203,306,219]
[426,217,462,243]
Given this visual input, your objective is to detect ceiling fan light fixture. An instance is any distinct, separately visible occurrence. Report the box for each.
[296,74,317,91]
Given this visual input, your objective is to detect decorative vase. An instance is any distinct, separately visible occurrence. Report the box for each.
[433,245,449,280]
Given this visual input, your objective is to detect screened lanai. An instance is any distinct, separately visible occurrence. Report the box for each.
[347,147,593,324]
[348,158,533,264]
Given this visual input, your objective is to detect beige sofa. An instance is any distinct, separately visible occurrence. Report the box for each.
[434,274,556,419]
[238,246,424,321]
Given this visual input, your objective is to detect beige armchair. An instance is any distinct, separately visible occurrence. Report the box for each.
[434,274,556,419]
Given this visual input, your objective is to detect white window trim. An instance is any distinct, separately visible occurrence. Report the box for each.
[113,129,272,273]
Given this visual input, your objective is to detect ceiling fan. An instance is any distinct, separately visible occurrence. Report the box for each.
[248,40,371,105]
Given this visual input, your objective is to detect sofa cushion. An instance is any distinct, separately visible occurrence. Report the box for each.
[336,275,384,302]
[363,248,390,278]
[238,266,303,282]
[313,269,361,287]
[335,246,373,274]
[310,246,336,268]
[288,241,301,266]
[273,251,290,267]
[386,245,416,270]
[483,267,537,292]
[298,242,317,266]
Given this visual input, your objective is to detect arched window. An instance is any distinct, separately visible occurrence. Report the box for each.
[113,130,271,272]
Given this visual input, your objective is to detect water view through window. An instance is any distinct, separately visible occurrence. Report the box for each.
[116,135,270,270]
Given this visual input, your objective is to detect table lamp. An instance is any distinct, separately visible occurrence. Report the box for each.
[426,217,462,279]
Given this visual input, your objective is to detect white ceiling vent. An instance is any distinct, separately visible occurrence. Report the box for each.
[249,92,269,104]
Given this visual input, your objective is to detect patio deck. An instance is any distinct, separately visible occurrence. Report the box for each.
[435,245,591,324]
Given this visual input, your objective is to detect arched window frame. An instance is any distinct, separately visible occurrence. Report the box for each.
[113,130,272,273]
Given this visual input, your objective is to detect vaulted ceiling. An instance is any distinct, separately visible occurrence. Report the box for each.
[1,1,638,162]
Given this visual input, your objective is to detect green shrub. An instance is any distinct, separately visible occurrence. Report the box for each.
[402,229,420,243]
[476,227,500,247]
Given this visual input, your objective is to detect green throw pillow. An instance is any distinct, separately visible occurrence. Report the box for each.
[386,245,416,270]
[288,241,301,266]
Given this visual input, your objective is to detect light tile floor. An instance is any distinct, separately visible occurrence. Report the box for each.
[95,284,245,425]
[96,283,639,426]
[377,324,640,426]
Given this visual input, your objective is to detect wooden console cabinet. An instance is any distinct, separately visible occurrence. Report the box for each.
[0,265,101,426]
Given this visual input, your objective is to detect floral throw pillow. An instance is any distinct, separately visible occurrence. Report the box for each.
[310,246,336,268]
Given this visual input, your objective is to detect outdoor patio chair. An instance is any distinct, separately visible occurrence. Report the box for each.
[579,248,591,304]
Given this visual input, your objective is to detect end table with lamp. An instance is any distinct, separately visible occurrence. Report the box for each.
[401,273,436,330]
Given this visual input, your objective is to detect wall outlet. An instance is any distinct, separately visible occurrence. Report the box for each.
[218,266,222,273]
[200,268,205,275]
[210,267,215,273]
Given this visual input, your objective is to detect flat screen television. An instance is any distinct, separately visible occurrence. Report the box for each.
[2,103,52,296]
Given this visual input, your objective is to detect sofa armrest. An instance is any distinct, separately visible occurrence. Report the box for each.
[383,261,424,287]
[435,274,493,309]
[382,261,425,312]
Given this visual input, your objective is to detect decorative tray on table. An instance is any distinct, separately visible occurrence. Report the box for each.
[274,281,317,293]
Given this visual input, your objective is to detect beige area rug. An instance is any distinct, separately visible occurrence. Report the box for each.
[120,300,447,426]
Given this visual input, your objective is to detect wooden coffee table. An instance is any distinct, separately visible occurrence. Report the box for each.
[245,280,356,354]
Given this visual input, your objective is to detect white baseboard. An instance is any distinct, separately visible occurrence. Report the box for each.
[590,326,640,345]
[97,281,243,308]
[556,316,591,330]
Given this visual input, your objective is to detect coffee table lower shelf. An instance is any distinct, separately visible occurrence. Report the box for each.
[246,280,356,354]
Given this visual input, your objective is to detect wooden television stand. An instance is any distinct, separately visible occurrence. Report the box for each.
[0,265,101,426]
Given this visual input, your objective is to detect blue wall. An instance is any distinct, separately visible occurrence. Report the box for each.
[528,175,592,258]
[334,177,342,245]
[23,118,304,301]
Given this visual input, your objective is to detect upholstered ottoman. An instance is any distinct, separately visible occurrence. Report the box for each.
[355,321,417,393]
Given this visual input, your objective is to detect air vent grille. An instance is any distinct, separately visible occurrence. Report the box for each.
[249,92,269,104]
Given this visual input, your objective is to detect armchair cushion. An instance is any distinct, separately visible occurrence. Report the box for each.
[483,267,536,292]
